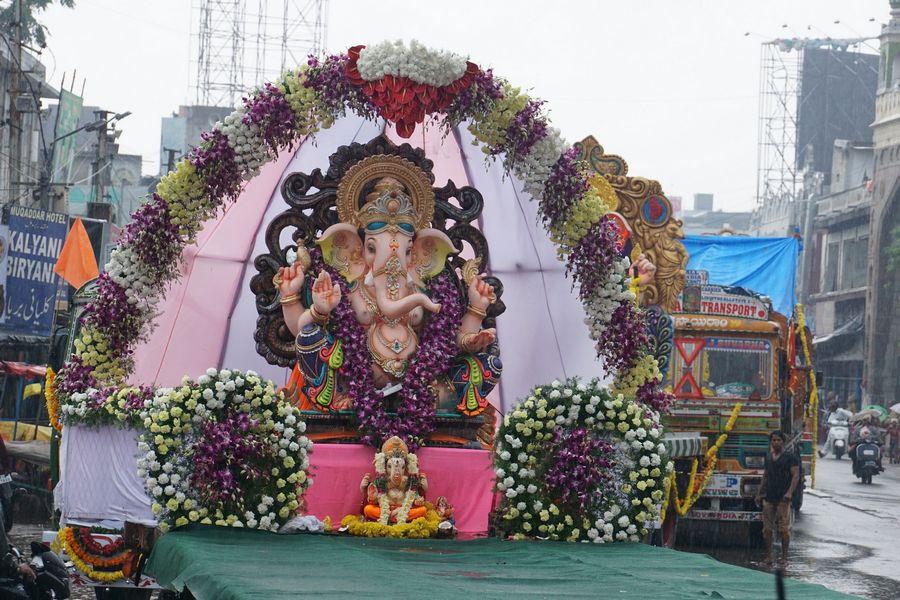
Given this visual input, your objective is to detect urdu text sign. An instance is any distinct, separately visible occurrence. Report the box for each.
[4,207,68,337]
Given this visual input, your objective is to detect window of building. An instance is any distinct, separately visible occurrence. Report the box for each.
[823,241,840,292]
[841,236,868,290]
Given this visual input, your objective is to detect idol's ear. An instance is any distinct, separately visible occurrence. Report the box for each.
[316,223,366,283]
[410,228,457,286]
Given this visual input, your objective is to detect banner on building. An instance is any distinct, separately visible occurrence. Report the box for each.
[51,90,84,182]
[4,206,68,337]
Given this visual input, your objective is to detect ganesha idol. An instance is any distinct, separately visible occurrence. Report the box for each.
[272,153,502,418]
[360,436,428,524]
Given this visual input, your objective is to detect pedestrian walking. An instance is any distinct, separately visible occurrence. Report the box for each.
[888,418,900,464]
[755,431,800,567]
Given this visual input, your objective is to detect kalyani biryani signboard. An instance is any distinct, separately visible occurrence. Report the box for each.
[673,281,770,321]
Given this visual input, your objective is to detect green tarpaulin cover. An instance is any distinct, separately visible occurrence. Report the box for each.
[145,526,854,600]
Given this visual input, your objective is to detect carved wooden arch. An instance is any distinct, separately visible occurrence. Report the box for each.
[575,135,688,311]
[251,134,506,367]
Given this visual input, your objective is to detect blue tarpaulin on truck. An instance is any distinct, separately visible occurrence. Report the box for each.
[683,235,800,316]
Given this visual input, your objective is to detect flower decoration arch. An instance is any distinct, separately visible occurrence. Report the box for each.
[54,40,670,470]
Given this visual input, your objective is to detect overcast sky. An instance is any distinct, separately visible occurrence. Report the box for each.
[36,0,887,212]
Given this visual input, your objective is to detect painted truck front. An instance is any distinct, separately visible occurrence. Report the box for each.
[663,283,812,543]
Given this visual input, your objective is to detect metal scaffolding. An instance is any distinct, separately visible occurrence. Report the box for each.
[755,37,877,208]
[756,42,802,207]
[192,0,328,107]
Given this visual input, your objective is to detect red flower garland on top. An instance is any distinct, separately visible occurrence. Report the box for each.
[346,45,479,137]
[74,527,125,557]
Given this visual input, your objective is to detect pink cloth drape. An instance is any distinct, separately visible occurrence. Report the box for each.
[131,150,295,386]
[304,443,495,534]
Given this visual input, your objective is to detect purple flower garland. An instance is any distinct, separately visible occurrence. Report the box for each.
[445,69,503,127]
[539,148,589,229]
[565,216,619,302]
[500,99,548,161]
[81,273,143,356]
[243,83,297,153]
[308,249,461,450]
[304,54,376,120]
[636,379,675,414]
[545,427,615,508]
[192,412,272,509]
[597,302,650,374]
[390,271,462,448]
[188,129,243,203]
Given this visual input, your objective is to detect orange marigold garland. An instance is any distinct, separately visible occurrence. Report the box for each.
[58,527,132,583]
[45,368,62,432]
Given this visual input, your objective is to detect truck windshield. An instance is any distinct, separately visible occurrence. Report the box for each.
[671,337,773,400]
[702,338,771,399]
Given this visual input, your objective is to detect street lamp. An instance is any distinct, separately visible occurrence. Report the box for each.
[37,110,131,210]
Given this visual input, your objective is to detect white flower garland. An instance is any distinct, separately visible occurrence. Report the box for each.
[357,40,469,87]
[137,368,312,532]
[493,378,672,543]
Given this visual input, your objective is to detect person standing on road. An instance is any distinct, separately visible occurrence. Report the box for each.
[755,431,800,566]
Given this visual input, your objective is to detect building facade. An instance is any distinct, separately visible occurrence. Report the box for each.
[866,0,900,404]
[807,141,873,407]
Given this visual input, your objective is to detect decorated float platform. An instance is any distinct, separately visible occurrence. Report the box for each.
[45,40,831,597]
[144,526,851,600]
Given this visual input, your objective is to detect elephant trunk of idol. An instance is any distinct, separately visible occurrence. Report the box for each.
[373,274,435,320]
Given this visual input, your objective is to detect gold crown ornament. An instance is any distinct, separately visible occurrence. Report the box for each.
[336,155,435,233]
[381,435,409,457]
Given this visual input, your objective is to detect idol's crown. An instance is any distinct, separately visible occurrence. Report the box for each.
[358,178,419,236]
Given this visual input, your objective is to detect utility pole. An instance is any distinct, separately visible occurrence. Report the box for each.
[90,109,112,210]
[7,0,23,205]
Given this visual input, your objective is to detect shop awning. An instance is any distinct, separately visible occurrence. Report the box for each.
[0,362,46,379]
[813,316,864,361]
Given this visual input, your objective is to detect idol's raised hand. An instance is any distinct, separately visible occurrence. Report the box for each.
[467,273,494,311]
[311,271,341,315]
[276,263,305,297]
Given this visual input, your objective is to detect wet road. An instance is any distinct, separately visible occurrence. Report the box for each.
[683,451,900,600]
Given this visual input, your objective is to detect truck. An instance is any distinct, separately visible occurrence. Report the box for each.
[662,278,814,546]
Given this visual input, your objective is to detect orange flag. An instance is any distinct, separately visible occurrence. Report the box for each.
[53,218,100,289]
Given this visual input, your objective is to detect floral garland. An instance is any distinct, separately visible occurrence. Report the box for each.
[54,527,130,583]
[44,368,62,432]
[660,402,743,521]
[310,250,462,449]
[72,527,125,557]
[493,378,672,543]
[137,369,312,532]
[341,506,441,539]
[54,39,665,446]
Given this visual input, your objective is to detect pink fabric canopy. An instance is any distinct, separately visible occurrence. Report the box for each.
[132,116,607,411]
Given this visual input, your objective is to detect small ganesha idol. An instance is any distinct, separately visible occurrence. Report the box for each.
[274,154,502,416]
[361,436,428,525]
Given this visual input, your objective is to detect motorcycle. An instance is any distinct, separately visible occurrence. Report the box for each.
[0,542,71,600]
[0,472,70,600]
[854,440,884,485]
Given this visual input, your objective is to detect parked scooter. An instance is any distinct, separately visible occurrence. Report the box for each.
[853,439,884,485]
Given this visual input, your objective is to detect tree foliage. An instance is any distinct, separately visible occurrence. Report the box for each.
[0,0,76,49]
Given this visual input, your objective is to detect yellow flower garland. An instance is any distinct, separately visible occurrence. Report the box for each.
[340,506,441,539]
[661,402,742,518]
[55,528,127,584]
[45,368,62,432]
[796,303,818,488]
